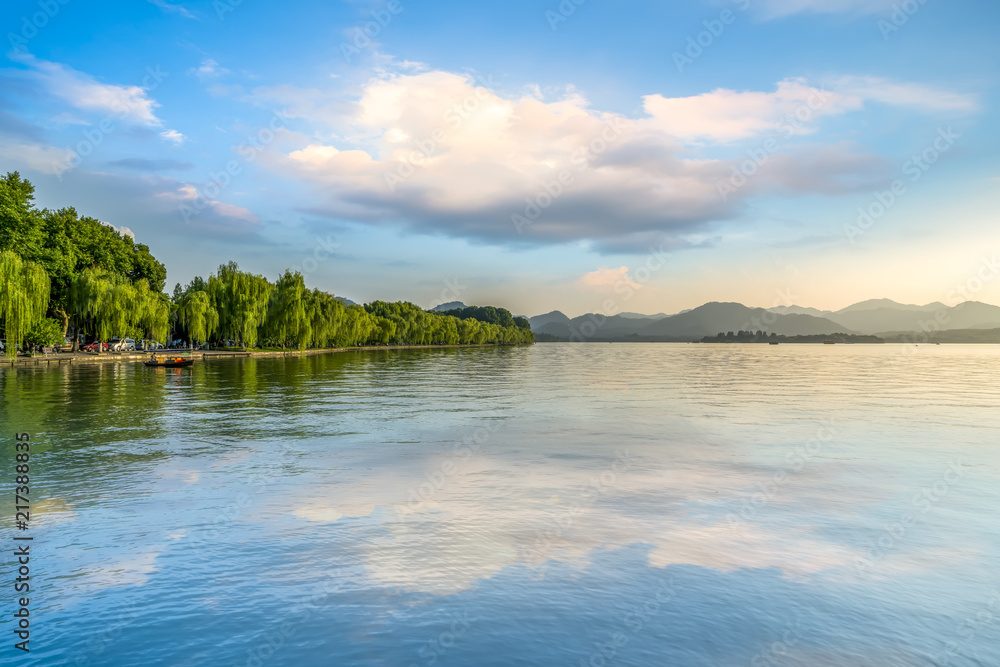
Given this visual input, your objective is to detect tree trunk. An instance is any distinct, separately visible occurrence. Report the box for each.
[54,308,72,350]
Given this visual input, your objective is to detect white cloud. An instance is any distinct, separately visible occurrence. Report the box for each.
[191,58,229,80]
[148,0,195,19]
[579,267,641,291]
[829,76,979,112]
[641,79,860,143]
[12,54,163,126]
[158,184,260,226]
[246,425,881,596]
[0,137,76,175]
[160,129,185,144]
[79,549,162,590]
[756,0,899,20]
[101,221,136,240]
[251,68,974,252]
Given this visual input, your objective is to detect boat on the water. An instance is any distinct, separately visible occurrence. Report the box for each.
[144,354,195,368]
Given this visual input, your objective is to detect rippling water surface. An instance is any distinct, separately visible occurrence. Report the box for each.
[2,343,999,666]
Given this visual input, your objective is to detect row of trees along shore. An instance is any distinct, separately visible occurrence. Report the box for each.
[0,172,533,358]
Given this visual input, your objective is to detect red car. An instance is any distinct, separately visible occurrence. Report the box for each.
[83,341,109,352]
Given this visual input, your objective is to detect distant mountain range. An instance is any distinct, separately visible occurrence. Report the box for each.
[432,301,467,312]
[528,300,1000,342]
[769,300,1000,335]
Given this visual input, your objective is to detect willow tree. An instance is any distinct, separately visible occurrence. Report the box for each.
[265,271,310,350]
[132,279,170,343]
[70,269,169,347]
[304,289,344,348]
[177,290,219,345]
[207,262,272,349]
[0,251,50,357]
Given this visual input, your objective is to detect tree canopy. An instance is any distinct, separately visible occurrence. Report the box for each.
[0,250,50,357]
[1,171,166,337]
[0,172,533,353]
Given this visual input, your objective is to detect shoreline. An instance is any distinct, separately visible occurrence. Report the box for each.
[1,343,527,368]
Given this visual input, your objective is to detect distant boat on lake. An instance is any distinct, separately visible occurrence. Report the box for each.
[144,354,195,368]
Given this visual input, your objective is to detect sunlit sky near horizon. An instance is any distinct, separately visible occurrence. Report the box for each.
[2,0,998,317]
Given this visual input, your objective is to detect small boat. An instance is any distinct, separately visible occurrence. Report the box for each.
[769,341,779,345]
[144,354,195,368]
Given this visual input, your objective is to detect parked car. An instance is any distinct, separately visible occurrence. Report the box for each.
[142,340,164,350]
[110,338,137,352]
[83,341,108,352]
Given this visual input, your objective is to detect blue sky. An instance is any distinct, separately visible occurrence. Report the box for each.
[2,0,998,316]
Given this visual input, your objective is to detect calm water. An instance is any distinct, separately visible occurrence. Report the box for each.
[2,343,999,666]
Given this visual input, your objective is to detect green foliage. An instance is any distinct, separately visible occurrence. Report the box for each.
[0,176,166,307]
[441,305,516,328]
[0,250,50,357]
[24,317,63,349]
[1,171,167,346]
[177,290,219,344]
[70,269,169,345]
[207,262,273,349]
[364,301,533,346]
[0,173,533,352]
[264,271,310,350]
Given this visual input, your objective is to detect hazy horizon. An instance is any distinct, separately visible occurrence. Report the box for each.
[517,297,1000,320]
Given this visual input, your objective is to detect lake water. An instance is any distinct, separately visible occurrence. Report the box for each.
[3,343,1000,666]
